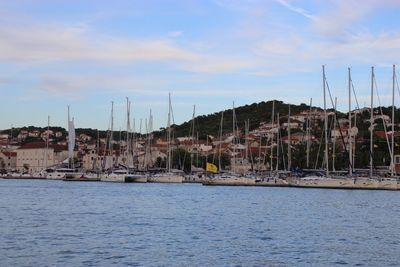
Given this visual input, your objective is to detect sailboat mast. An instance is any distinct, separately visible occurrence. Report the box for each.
[323,65,329,177]
[348,67,353,176]
[190,105,195,173]
[276,113,280,171]
[333,97,337,172]
[218,112,224,171]
[232,101,236,173]
[126,97,130,161]
[148,110,153,169]
[391,64,396,176]
[270,100,275,172]
[287,104,291,171]
[370,67,374,178]
[67,105,71,169]
[45,115,49,169]
[245,119,249,162]
[167,93,172,172]
[306,98,312,169]
[97,129,99,171]
[110,101,114,168]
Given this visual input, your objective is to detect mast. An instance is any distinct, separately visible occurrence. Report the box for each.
[119,127,122,165]
[218,112,224,171]
[190,105,196,173]
[167,93,172,172]
[143,118,148,169]
[323,65,329,177]
[353,109,357,169]
[306,98,312,168]
[232,101,236,173]
[332,97,337,172]
[68,105,70,169]
[391,64,395,176]
[110,101,114,169]
[348,67,353,176]
[245,119,249,162]
[126,97,130,164]
[196,131,199,169]
[370,67,374,178]
[96,129,99,172]
[45,115,49,169]
[270,100,275,172]
[287,104,291,171]
[148,109,153,169]
[275,113,280,171]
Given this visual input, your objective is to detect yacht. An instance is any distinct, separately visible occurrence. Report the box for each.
[46,168,82,180]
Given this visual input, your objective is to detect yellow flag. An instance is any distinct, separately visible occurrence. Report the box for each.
[206,162,218,173]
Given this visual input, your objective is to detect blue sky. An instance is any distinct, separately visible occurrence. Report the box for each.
[1,0,400,131]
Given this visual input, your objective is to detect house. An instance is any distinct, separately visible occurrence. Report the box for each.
[79,133,92,142]
[331,126,358,142]
[282,119,303,130]
[28,130,40,138]
[17,130,28,141]
[282,132,314,145]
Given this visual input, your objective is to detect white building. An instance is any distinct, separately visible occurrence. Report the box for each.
[16,142,68,172]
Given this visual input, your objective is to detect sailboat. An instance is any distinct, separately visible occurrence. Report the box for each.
[202,102,257,186]
[293,66,399,190]
[148,93,183,183]
[48,107,83,180]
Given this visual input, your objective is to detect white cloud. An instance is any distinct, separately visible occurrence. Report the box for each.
[0,24,197,62]
[274,0,315,21]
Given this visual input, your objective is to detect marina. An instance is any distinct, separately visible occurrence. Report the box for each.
[2,1,400,266]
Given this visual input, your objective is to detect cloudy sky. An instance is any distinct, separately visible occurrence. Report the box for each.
[1,0,400,131]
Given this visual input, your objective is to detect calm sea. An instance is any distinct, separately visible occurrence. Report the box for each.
[0,179,399,267]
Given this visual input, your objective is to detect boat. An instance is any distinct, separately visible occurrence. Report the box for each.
[148,170,183,183]
[100,169,128,182]
[147,93,184,183]
[202,173,255,186]
[63,171,100,182]
[46,168,82,180]
[2,170,47,179]
[125,170,148,183]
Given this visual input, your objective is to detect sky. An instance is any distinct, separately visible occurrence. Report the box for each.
[1,0,400,132]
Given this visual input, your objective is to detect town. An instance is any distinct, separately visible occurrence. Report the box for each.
[1,98,400,188]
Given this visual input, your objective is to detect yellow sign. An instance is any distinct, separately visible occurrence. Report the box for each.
[206,163,218,173]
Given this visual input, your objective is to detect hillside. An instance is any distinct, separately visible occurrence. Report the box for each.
[2,100,400,141]
[154,100,325,138]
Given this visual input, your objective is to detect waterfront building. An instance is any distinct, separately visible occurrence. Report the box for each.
[16,142,68,172]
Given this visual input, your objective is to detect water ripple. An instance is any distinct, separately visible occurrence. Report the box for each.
[0,180,400,266]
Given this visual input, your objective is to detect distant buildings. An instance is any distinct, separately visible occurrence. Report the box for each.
[15,142,68,172]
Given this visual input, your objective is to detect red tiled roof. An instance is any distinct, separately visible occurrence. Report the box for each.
[18,142,68,151]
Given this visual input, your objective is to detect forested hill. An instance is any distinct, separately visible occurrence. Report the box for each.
[153,100,323,138]
[4,100,400,141]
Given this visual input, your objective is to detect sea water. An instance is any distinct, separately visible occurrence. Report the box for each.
[1,179,399,266]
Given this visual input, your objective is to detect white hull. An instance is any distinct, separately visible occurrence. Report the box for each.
[202,176,255,186]
[100,173,126,183]
[291,176,400,190]
[148,173,183,183]
[46,172,66,180]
